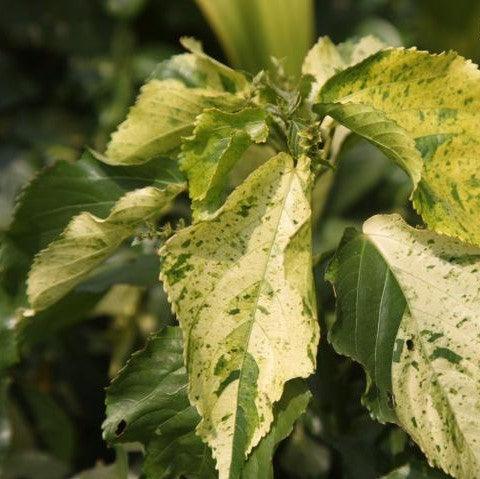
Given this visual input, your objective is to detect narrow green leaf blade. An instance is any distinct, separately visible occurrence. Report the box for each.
[160,153,319,479]
[317,48,480,246]
[196,0,314,76]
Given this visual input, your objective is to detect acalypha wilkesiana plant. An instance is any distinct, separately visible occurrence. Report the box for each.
[11,33,480,478]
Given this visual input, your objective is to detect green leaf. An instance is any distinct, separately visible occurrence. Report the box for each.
[328,214,480,477]
[195,0,314,76]
[240,379,311,479]
[70,447,128,479]
[104,326,214,479]
[381,460,450,478]
[0,377,10,467]
[179,37,249,94]
[104,47,249,166]
[160,153,319,479]
[316,48,480,246]
[180,106,268,219]
[18,290,103,347]
[326,226,406,422]
[20,385,76,463]
[6,151,183,260]
[103,327,311,479]
[27,182,184,311]
[103,327,190,443]
[302,36,385,96]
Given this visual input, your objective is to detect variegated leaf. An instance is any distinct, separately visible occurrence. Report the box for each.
[104,46,249,166]
[316,48,480,246]
[103,326,311,479]
[27,182,184,311]
[302,35,385,97]
[329,214,480,478]
[160,153,319,479]
[180,106,268,219]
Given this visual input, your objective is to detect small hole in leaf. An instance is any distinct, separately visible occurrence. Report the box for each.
[387,391,396,409]
[115,420,127,436]
[406,339,414,351]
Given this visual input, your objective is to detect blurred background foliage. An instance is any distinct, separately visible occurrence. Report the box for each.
[0,0,478,477]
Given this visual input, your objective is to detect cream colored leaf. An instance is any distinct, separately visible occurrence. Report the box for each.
[318,48,480,246]
[302,35,385,97]
[159,153,319,479]
[364,214,480,478]
[28,183,184,311]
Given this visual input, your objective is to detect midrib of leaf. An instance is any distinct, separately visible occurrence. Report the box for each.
[30,201,117,220]
[318,103,419,182]
[354,239,367,358]
[373,264,390,396]
[366,231,475,462]
[230,167,297,476]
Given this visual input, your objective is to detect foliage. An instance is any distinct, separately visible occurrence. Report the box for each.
[1,1,480,479]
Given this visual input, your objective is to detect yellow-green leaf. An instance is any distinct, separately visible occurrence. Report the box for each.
[180,106,268,219]
[302,35,385,96]
[104,79,242,165]
[159,153,319,479]
[103,45,249,166]
[27,183,184,311]
[317,48,480,246]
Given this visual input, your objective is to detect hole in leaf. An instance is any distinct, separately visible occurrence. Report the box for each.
[406,339,414,351]
[115,419,127,436]
[387,391,396,409]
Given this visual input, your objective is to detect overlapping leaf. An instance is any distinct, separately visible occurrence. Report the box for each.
[104,327,311,479]
[302,35,385,96]
[7,151,183,258]
[160,153,319,479]
[27,181,184,311]
[104,45,249,165]
[316,48,480,246]
[180,106,268,218]
[328,214,480,478]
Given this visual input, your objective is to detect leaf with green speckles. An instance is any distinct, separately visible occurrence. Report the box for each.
[104,49,248,165]
[180,107,268,220]
[104,326,311,479]
[329,214,480,478]
[302,35,385,98]
[315,48,480,247]
[27,181,184,311]
[160,153,319,479]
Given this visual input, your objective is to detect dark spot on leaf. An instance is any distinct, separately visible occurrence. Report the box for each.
[387,391,396,409]
[406,339,414,351]
[115,420,127,436]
